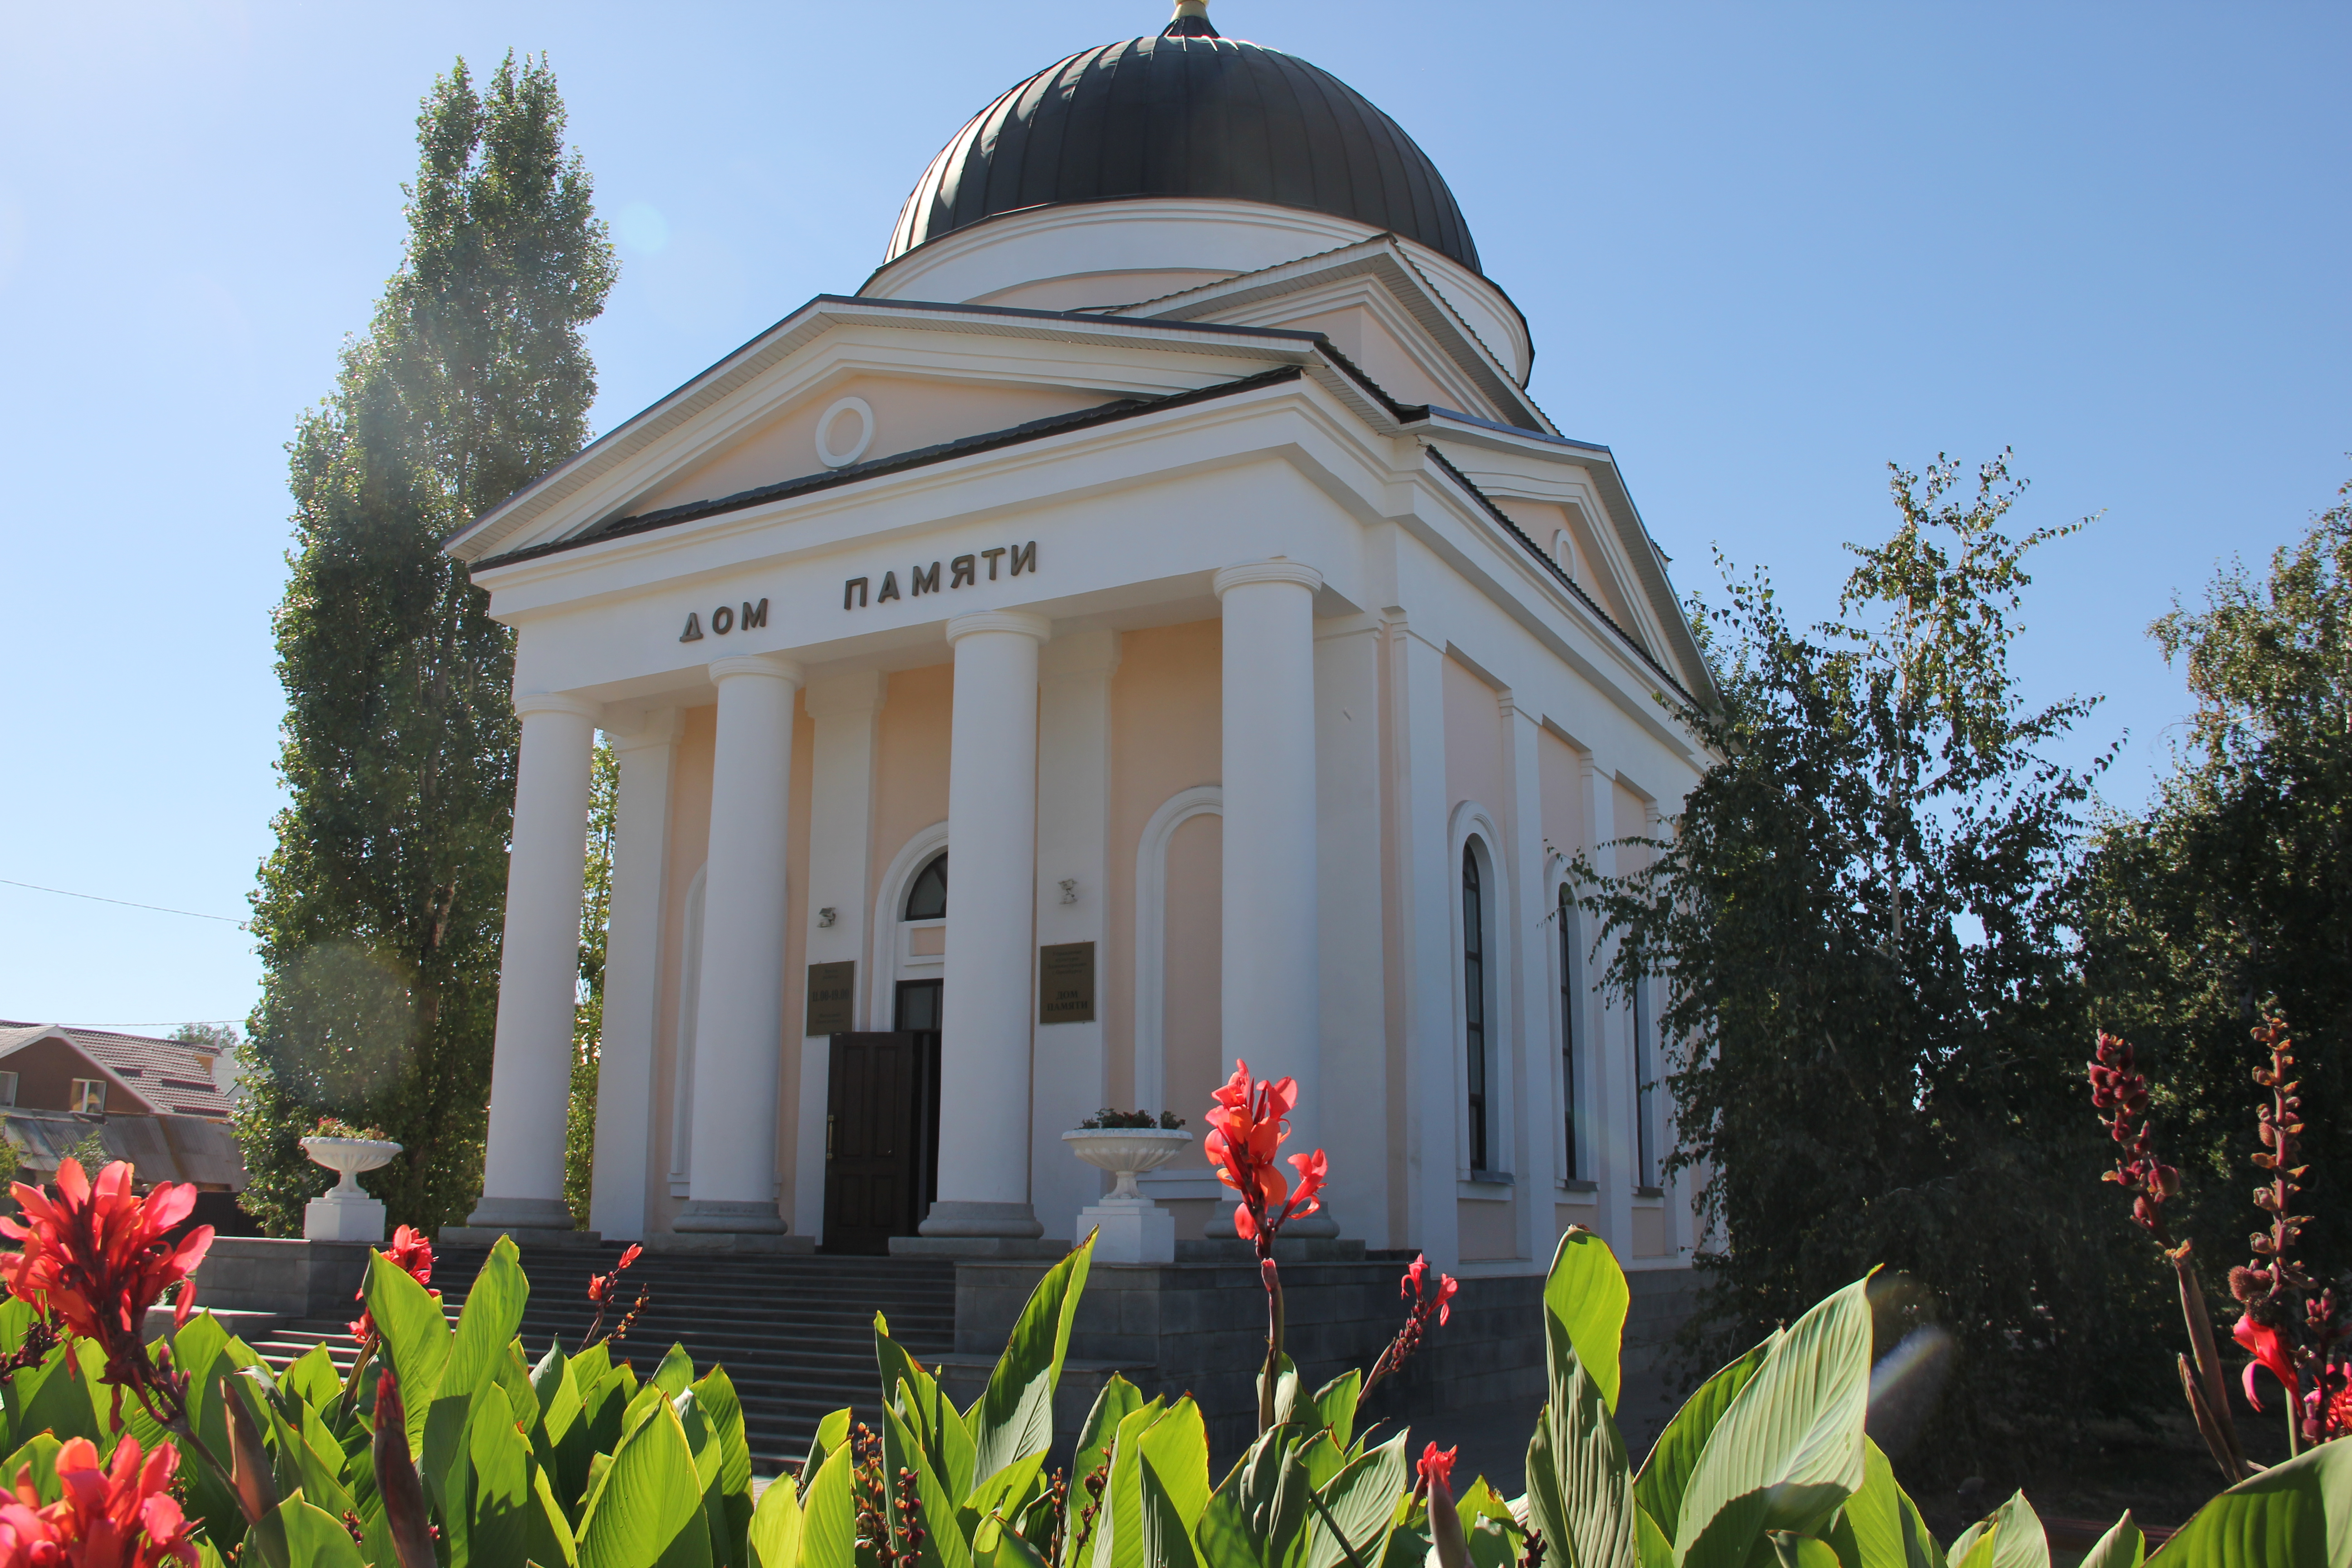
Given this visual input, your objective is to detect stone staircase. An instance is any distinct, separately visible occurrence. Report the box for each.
[241,1243,956,1478]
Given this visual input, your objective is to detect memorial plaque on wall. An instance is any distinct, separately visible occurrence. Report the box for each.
[805,960,856,1035]
[1038,942,1096,1024]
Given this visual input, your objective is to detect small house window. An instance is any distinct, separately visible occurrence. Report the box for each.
[903,851,948,921]
[71,1079,106,1115]
[1463,843,1489,1172]
[0,1072,17,1107]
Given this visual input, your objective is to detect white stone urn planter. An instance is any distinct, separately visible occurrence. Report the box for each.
[1063,1127,1195,1263]
[299,1136,402,1243]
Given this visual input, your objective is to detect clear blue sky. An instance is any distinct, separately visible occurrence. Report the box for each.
[2,1,2344,1032]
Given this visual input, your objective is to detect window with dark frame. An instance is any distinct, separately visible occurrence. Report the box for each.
[1633,967,1659,1189]
[903,851,948,921]
[1558,883,1578,1181]
[1463,843,1489,1172]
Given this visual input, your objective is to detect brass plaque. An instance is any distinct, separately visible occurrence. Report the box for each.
[805,960,856,1035]
[1039,942,1096,1024]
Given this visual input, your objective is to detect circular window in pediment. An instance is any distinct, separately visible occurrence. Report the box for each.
[815,396,875,468]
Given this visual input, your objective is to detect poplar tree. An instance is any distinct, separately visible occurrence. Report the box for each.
[238,54,616,1235]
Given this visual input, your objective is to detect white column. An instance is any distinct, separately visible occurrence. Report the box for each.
[1315,617,1388,1245]
[587,708,681,1240]
[1582,751,1633,1255]
[1214,559,1334,1236]
[1389,614,1461,1269]
[470,691,601,1232]
[1502,693,1558,1263]
[677,654,804,1234]
[921,611,1051,1239]
[1033,629,1121,1247]
[793,669,887,1241]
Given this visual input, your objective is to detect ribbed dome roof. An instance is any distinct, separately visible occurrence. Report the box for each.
[886,13,1480,273]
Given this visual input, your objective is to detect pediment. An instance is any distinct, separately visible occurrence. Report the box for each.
[448,298,1323,564]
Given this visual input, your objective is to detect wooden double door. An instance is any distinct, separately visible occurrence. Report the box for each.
[820,980,943,1254]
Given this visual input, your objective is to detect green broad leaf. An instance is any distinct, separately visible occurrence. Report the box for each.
[172,1318,269,1549]
[585,1362,637,1461]
[1091,1396,1179,1568]
[469,1378,537,1568]
[1307,1372,1362,1454]
[1457,1481,1523,1568]
[748,1472,804,1568]
[195,1537,231,1568]
[799,1440,861,1568]
[12,1342,98,1450]
[801,1408,852,1502]
[1200,1487,1265,1568]
[1830,1440,1944,1568]
[1544,1228,1632,1415]
[1142,1451,1205,1568]
[578,1397,713,1568]
[652,1343,697,1399]
[263,1379,355,1526]
[1264,1355,1303,1430]
[1631,1340,1771,1536]
[420,1384,488,1548]
[570,1340,615,1396]
[2075,1513,2142,1568]
[1076,1379,1148,1485]
[973,1511,1053,1568]
[0,1434,61,1504]
[1673,1275,1873,1568]
[965,1235,1094,1489]
[529,1459,583,1567]
[1138,1400,1211,1531]
[535,1341,595,1515]
[1766,1534,1842,1568]
[1635,1505,1673,1568]
[1973,1492,2048,1568]
[365,1247,453,1456]
[2148,1438,2352,1568]
[1302,1429,1411,1568]
[442,1237,529,1406]
[880,1318,976,1505]
[1297,1430,1348,1496]
[1377,1506,1430,1568]
[1534,1320,1640,1568]
[692,1366,755,1568]
[0,1299,31,1359]
[251,1496,367,1568]
[674,1389,724,1494]
[281,1343,345,1414]
[1946,1522,1996,1568]
[882,1388,975,1568]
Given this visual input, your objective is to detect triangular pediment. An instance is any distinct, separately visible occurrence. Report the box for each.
[447,298,1331,564]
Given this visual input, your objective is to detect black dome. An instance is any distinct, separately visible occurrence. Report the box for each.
[886,20,1480,273]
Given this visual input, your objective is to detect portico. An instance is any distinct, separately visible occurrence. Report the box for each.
[444,2,1716,1278]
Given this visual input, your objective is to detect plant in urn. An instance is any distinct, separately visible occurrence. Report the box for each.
[299,1117,402,1242]
[1063,1109,1194,1263]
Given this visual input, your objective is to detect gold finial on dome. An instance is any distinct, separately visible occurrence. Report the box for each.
[1164,0,1219,38]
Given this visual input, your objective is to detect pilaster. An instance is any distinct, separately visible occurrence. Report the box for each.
[1501,692,1558,1264]
[1314,616,1387,1247]
[1580,750,1634,1257]
[1387,612,1460,1269]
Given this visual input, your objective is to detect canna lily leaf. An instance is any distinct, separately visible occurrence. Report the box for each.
[801,1407,853,1503]
[1948,1490,2046,1568]
[1631,1338,1772,1537]
[1634,1504,1672,1568]
[440,1235,528,1405]
[363,1250,451,1459]
[883,1386,974,1568]
[1075,1376,1147,1487]
[691,1366,755,1568]
[799,1439,861,1568]
[1308,1370,1363,1454]
[965,1235,1094,1491]
[1531,1316,1640,1568]
[2146,1438,2352,1567]
[748,1469,804,1568]
[1455,1478,1524,1568]
[577,1396,711,1568]
[1301,1429,1412,1568]
[529,1460,582,1568]
[1544,1228,1632,1415]
[1142,1450,1206,1568]
[2076,1512,2143,1568]
[1829,1439,1943,1568]
[249,1496,368,1568]
[1673,1274,1873,1568]
[652,1343,696,1399]
[467,1378,535,1568]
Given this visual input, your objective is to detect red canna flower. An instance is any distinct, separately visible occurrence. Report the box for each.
[583,1242,650,1349]
[1416,1442,1458,1499]
[0,1432,199,1568]
[617,1243,643,1270]
[349,1225,437,1344]
[1204,1062,1327,1245]
[2235,1312,2299,1412]
[0,1161,211,1403]
[1403,1254,1460,1328]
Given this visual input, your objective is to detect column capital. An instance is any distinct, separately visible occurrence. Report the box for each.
[512,691,602,721]
[946,609,1052,646]
[1214,559,1323,598]
[709,653,806,686]
[603,706,684,751]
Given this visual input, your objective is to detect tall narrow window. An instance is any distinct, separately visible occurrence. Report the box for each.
[1558,884,1578,1181]
[1633,970,1659,1189]
[1463,844,1488,1172]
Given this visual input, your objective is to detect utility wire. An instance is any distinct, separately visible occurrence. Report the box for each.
[0,878,245,927]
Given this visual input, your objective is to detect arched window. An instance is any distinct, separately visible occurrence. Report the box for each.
[1558,882,1578,1181]
[1463,843,1489,1172]
[1633,965,1659,1190]
[903,851,948,921]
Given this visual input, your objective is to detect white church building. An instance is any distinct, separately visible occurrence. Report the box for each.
[446,1,1713,1275]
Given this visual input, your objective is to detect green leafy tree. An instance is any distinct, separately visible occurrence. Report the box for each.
[2082,477,2352,1276]
[566,736,617,1220]
[1576,454,2156,1468]
[239,54,616,1236]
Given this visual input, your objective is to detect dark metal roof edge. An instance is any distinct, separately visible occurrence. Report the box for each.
[1418,445,1701,711]
[448,296,1331,559]
[1408,406,1612,456]
[472,364,1308,573]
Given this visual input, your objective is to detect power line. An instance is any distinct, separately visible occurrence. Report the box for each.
[0,878,245,927]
